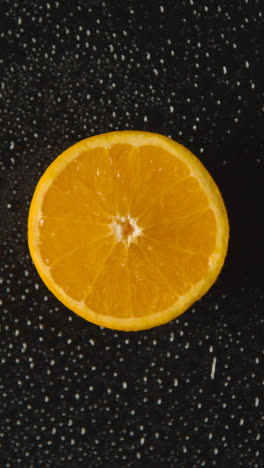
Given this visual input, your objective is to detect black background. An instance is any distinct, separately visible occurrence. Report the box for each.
[1,1,264,467]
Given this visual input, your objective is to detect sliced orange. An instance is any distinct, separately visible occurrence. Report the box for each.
[28,131,229,331]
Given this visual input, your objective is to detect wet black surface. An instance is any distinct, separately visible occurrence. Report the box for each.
[1,1,264,467]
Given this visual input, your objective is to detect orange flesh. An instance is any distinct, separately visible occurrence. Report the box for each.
[37,143,217,319]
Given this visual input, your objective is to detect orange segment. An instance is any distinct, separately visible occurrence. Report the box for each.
[130,145,191,218]
[64,144,138,215]
[138,235,208,295]
[28,131,229,331]
[144,208,217,254]
[38,217,111,266]
[50,236,115,302]
[140,176,210,227]
[85,242,132,319]
[127,242,179,318]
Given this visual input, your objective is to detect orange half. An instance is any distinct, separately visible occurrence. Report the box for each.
[28,131,229,331]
